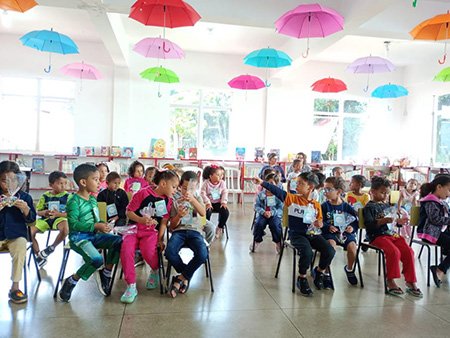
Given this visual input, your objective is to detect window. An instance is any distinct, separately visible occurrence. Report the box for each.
[312,97,367,162]
[435,94,450,164]
[0,77,75,153]
[169,89,232,158]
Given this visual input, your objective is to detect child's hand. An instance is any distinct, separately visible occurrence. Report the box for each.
[345,226,354,234]
[383,217,394,224]
[205,203,213,211]
[182,192,194,203]
[397,217,409,226]
[141,215,157,226]
[177,206,189,218]
[220,203,228,209]
[252,177,263,185]
[263,211,271,218]
[44,209,52,218]
[13,199,30,214]
[158,240,165,251]
[313,220,323,228]
[329,225,338,233]
[94,222,111,233]
[109,216,119,222]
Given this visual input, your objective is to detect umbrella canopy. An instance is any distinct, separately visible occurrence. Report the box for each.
[228,75,265,90]
[311,77,347,93]
[243,48,292,68]
[371,84,408,99]
[60,62,102,80]
[20,28,79,72]
[129,0,201,28]
[133,37,184,59]
[346,56,395,73]
[434,67,450,81]
[0,0,37,12]
[140,66,180,83]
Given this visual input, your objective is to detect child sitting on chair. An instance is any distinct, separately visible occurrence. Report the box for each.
[0,161,36,304]
[362,176,422,297]
[97,171,129,227]
[321,177,359,285]
[253,172,335,297]
[251,173,283,253]
[94,162,109,197]
[124,160,148,195]
[166,171,207,297]
[31,171,70,268]
[144,166,156,188]
[59,164,122,302]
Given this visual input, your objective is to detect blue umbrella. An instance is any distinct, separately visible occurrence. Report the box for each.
[20,28,79,73]
[371,84,408,98]
[243,48,292,86]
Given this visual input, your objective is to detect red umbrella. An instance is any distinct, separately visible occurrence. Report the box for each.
[129,0,201,28]
[311,77,347,93]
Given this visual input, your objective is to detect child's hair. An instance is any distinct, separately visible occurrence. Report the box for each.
[202,165,223,180]
[332,166,343,175]
[145,166,156,176]
[162,163,176,170]
[180,171,199,184]
[127,160,144,177]
[351,174,367,187]
[299,172,319,187]
[292,159,301,167]
[73,163,98,186]
[406,178,419,188]
[96,162,109,172]
[371,176,391,190]
[154,169,179,185]
[49,171,67,185]
[0,160,20,175]
[265,172,280,185]
[106,171,121,183]
[324,176,346,191]
[263,168,276,179]
[315,172,326,188]
[267,152,278,161]
[297,152,307,161]
[420,174,450,197]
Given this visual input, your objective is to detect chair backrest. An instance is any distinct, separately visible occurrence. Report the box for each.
[409,206,420,227]
[282,205,289,228]
[98,202,107,222]
[358,208,365,229]
[224,167,241,191]
[389,190,400,205]
[127,191,133,201]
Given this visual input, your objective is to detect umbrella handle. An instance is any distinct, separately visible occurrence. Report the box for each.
[363,85,369,93]
[302,48,310,58]
[44,65,52,73]
[438,53,447,65]
[163,41,171,53]
[265,80,271,87]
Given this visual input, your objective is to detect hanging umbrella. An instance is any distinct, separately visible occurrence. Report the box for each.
[311,77,347,93]
[20,28,79,73]
[140,66,179,97]
[433,67,450,81]
[371,84,408,99]
[410,11,450,64]
[346,55,395,92]
[60,62,102,80]
[0,0,37,12]
[228,75,265,90]
[133,37,184,59]
[244,48,292,86]
[275,3,344,58]
[413,0,418,7]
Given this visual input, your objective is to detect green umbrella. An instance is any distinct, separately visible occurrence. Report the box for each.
[140,66,180,83]
[434,67,450,82]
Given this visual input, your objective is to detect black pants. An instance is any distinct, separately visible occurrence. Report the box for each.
[290,233,335,275]
[206,203,229,229]
[437,232,450,273]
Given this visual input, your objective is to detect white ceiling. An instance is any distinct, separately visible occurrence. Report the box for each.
[1,0,450,69]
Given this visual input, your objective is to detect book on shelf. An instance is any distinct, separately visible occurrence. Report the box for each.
[254,147,264,162]
[235,147,246,160]
[122,147,134,158]
[32,158,44,173]
[244,164,262,177]
[100,146,110,156]
[189,147,197,159]
[178,148,186,160]
[150,138,166,158]
[83,147,95,156]
[311,151,321,164]
[111,146,122,157]
[94,147,103,156]
[72,147,81,156]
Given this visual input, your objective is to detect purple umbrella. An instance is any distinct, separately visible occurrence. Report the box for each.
[275,3,344,57]
[228,75,265,90]
[346,55,395,91]
[133,37,185,59]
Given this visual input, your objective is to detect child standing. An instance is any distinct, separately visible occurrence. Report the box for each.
[201,165,229,239]
[253,172,335,296]
[124,161,148,195]
[321,177,359,285]
[95,162,109,196]
[0,161,36,304]
[97,171,129,227]
[362,176,422,297]
[345,175,370,211]
[166,171,207,297]
[417,174,450,287]
[120,170,179,303]
[31,171,70,268]
[251,173,283,253]
[59,164,122,302]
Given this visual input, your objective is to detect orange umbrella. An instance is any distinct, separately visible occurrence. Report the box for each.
[410,11,450,64]
[0,0,37,12]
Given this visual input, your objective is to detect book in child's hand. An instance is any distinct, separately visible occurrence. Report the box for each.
[111,146,122,157]
[32,158,44,173]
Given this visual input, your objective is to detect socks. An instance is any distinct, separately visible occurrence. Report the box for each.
[68,276,78,285]
[102,269,112,278]
[129,283,136,289]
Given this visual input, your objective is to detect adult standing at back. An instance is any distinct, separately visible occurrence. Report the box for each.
[287,152,311,175]
[259,153,286,183]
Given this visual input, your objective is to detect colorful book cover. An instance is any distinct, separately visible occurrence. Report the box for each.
[122,147,134,158]
[111,146,122,157]
[150,138,166,158]
[189,147,197,159]
[100,146,110,156]
[235,147,246,160]
[84,147,94,156]
[94,147,102,156]
[32,158,44,173]
[178,148,186,160]
[311,151,321,163]
[254,147,264,162]
[72,146,80,156]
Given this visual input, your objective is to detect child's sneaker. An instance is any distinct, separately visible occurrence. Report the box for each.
[312,267,324,290]
[344,265,358,285]
[58,277,76,302]
[120,284,138,304]
[296,277,313,297]
[95,269,112,296]
[249,241,260,252]
[39,245,55,259]
[215,227,223,239]
[323,273,334,290]
[8,289,27,304]
[35,255,47,269]
[146,270,159,290]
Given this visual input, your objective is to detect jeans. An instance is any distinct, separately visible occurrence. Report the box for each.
[165,230,208,280]
[253,215,282,243]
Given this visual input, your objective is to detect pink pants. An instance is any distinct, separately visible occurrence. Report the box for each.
[121,228,158,284]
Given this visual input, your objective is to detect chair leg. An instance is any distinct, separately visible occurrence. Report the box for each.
[292,248,296,293]
[165,262,172,294]
[310,250,318,271]
[377,251,381,276]
[224,225,229,240]
[427,245,431,287]
[435,246,438,266]
[46,230,51,247]
[274,243,285,278]
[23,261,27,295]
[355,246,364,288]
[109,262,119,296]
[381,251,388,294]
[418,245,424,259]
[158,249,165,295]
[206,257,214,292]
[205,260,209,278]
[53,248,70,299]
[31,250,41,282]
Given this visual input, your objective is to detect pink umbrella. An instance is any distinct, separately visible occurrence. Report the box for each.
[228,75,265,90]
[133,37,185,59]
[275,3,344,58]
[60,62,102,80]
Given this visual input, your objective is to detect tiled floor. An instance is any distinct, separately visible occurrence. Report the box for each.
[1,205,450,338]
